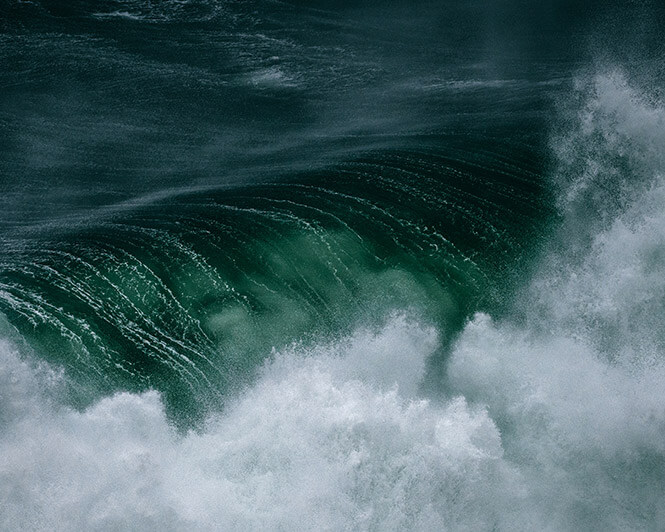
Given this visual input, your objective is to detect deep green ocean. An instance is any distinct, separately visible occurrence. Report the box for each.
[2,1,665,530]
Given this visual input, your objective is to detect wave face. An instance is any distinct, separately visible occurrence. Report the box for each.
[2,1,665,530]
[0,136,548,421]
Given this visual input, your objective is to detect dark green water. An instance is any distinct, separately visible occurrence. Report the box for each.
[1,0,559,421]
[1,1,665,530]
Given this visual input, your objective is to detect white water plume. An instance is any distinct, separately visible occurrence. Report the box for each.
[448,71,665,530]
[0,314,521,531]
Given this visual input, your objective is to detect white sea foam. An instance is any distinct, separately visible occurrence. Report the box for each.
[0,315,523,531]
[448,313,665,530]
[446,71,665,530]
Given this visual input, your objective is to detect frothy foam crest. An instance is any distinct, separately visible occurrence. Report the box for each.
[537,179,665,362]
[532,71,665,361]
[0,314,522,531]
[444,72,665,530]
[448,312,665,530]
[556,71,665,217]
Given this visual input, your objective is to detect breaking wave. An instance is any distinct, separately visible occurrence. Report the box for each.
[2,72,665,531]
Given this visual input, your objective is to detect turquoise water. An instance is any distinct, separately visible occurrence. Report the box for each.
[1,1,665,530]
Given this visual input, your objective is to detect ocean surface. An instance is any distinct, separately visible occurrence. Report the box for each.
[1,1,665,530]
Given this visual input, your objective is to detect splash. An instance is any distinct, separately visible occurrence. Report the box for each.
[2,71,665,531]
[448,71,665,530]
[0,314,520,531]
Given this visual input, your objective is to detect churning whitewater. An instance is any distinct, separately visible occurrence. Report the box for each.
[2,1,665,531]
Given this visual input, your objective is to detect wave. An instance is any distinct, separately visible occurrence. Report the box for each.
[1,71,665,530]
[0,140,546,422]
[1,313,513,531]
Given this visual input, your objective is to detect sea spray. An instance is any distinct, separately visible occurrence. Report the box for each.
[2,1,665,530]
[0,314,521,531]
[448,71,665,530]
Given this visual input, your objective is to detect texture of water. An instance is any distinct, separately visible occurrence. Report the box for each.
[1,1,664,530]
